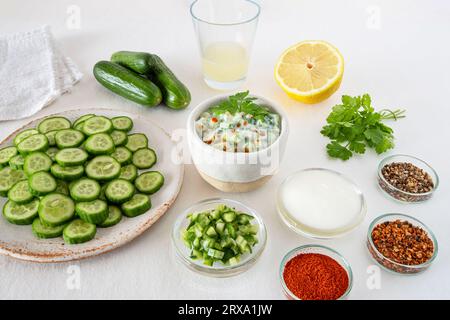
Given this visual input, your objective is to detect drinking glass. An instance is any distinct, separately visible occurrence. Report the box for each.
[190,0,260,90]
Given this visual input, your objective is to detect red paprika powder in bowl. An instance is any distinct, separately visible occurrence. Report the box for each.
[280,245,353,300]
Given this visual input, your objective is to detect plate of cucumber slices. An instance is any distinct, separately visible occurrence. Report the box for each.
[0,109,184,262]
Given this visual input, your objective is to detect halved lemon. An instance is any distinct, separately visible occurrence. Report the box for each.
[275,40,344,104]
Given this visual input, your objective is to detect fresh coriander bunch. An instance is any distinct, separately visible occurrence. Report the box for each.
[321,94,405,160]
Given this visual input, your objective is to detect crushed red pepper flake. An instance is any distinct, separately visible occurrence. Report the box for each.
[371,219,434,266]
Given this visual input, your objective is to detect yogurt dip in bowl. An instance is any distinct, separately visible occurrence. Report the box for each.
[187,92,289,192]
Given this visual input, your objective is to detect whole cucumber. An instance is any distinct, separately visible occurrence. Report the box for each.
[148,54,191,110]
[93,61,162,107]
[111,51,152,74]
[110,51,191,110]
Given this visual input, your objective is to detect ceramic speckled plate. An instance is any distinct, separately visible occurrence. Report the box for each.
[0,109,184,263]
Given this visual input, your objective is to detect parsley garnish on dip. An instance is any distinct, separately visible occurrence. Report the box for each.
[195,91,281,153]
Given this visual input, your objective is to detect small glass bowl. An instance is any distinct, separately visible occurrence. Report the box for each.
[377,154,439,203]
[367,213,438,275]
[279,245,353,300]
[277,168,366,239]
[171,198,267,277]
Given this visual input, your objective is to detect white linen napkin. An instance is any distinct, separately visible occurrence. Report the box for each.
[0,26,82,121]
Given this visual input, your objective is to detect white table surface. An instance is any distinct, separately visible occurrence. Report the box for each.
[1,0,449,300]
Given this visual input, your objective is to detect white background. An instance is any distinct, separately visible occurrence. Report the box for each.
[1,0,449,299]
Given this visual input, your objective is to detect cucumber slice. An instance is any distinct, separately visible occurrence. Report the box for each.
[112,116,133,132]
[125,133,148,152]
[55,148,88,167]
[45,147,59,161]
[0,167,26,196]
[135,171,164,194]
[17,134,48,155]
[119,164,138,182]
[51,164,84,181]
[55,180,69,195]
[55,129,85,149]
[99,205,122,228]
[74,122,85,132]
[84,133,115,155]
[7,180,33,204]
[98,183,108,201]
[9,154,25,170]
[132,148,156,169]
[38,193,75,226]
[73,114,95,128]
[29,171,57,196]
[24,152,52,176]
[3,199,39,225]
[14,129,38,146]
[0,146,18,166]
[38,117,71,134]
[121,194,151,217]
[82,116,113,136]
[69,178,100,202]
[75,199,108,224]
[110,130,128,146]
[85,156,121,181]
[45,131,57,146]
[63,219,96,244]
[111,146,132,165]
[105,179,135,204]
[32,218,66,239]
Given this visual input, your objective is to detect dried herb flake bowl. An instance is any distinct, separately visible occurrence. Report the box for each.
[377,154,439,203]
[367,213,438,275]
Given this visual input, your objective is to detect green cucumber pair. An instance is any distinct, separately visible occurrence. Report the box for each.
[110,51,191,109]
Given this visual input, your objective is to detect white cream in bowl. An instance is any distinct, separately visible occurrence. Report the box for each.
[277,168,366,238]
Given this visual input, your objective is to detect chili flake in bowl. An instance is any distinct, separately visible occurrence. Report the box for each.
[367,213,438,274]
[279,245,352,300]
[377,154,439,203]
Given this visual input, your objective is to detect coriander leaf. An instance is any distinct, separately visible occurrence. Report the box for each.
[362,94,371,109]
[326,104,348,123]
[349,141,366,154]
[320,124,336,138]
[364,128,384,145]
[375,122,394,134]
[362,112,381,126]
[374,135,394,154]
[326,141,353,160]
[342,95,359,109]
[229,90,250,101]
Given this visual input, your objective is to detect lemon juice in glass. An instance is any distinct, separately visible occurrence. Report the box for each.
[190,0,260,90]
